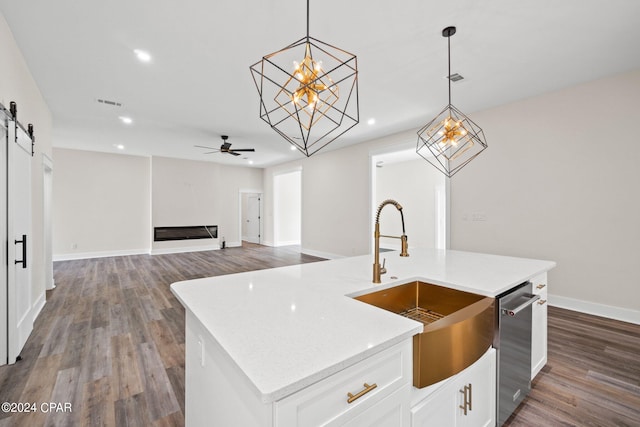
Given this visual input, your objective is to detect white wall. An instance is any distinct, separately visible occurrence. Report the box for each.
[151,156,219,253]
[273,170,301,246]
[151,156,262,252]
[262,130,424,258]
[261,70,640,320]
[52,148,150,259]
[450,69,640,317]
[375,159,443,250]
[1,12,53,314]
[52,152,263,257]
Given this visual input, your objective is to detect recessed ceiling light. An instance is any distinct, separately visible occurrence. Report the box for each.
[248,160,254,165]
[113,144,125,150]
[367,118,376,125]
[119,116,133,124]
[290,145,297,151]
[133,49,152,63]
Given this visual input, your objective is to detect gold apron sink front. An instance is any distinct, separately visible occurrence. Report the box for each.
[354,281,495,388]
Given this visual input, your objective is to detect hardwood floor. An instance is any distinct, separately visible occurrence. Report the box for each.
[0,245,638,426]
[0,244,323,427]
[505,306,640,427]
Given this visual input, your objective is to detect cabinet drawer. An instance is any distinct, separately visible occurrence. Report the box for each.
[531,273,548,296]
[275,340,412,426]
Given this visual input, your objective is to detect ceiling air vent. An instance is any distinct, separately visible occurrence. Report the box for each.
[96,98,123,107]
[447,73,464,82]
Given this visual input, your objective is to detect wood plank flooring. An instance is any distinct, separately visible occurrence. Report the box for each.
[0,244,638,426]
[0,244,323,427]
[505,306,640,426]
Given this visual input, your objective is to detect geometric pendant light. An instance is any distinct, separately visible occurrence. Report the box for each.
[417,26,487,177]
[250,0,359,157]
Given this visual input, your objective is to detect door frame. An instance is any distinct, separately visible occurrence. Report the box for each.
[43,154,54,290]
[0,110,8,365]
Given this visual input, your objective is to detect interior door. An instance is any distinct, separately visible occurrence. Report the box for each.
[244,194,261,244]
[7,120,33,363]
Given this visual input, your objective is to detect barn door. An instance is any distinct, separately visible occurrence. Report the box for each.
[7,118,33,363]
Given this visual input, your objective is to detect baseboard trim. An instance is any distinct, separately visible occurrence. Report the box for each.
[53,248,150,261]
[32,292,46,323]
[274,240,302,247]
[300,248,345,260]
[549,294,640,325]
[150,245,219,255]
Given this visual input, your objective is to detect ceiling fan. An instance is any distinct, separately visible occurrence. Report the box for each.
[195,135,256,157]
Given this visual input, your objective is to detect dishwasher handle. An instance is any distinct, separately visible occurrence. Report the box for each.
[502,294,540,317]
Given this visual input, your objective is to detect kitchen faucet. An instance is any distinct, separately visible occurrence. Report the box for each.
[373,199,409,283]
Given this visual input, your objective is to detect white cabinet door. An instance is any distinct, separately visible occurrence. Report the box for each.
[411,380,456,427]
[411,348,496,427]
[456,348,496,427]
[531,273,548,379]
[7,120,33,363]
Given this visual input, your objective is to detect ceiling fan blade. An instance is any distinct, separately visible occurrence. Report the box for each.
[229,148,255,152]
[228,151,241,156]
[203,151,219,154]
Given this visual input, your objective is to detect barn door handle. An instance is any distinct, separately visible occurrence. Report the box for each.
[15,234,27,268]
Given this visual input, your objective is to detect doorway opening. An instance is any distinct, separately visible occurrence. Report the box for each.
[273,169,301,247]
[370,147,448,253]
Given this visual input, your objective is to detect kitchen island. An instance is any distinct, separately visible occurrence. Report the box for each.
[171,248,555,426]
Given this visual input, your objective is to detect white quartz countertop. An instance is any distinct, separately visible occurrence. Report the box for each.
[170,248,555,403]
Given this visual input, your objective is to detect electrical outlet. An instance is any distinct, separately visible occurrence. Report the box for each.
[71,243,78,249]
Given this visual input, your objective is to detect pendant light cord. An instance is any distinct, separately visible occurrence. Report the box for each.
[447,33,451,106]
[306,0,310,39]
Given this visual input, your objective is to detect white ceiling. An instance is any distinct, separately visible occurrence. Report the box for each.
[1,0,639,168]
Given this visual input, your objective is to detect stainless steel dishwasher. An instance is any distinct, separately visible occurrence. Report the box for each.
[494,281,540,426]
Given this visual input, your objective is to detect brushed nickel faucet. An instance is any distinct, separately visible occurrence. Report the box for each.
[373,199,409,283]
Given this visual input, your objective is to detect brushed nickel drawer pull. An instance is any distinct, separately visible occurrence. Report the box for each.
[538,299,547,305]
[536,284,546,290]
[347,382,377,404]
